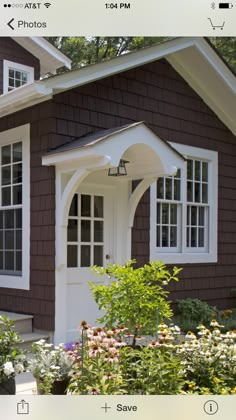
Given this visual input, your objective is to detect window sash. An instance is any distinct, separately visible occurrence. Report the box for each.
[0,142,23,274]
[154,159,210,254]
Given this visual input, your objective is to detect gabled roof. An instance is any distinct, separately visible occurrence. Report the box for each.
[12,37,71,75]
[1,37,235,136]
[45,121,185,161]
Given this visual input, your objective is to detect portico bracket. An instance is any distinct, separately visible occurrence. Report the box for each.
[128,177,156,228]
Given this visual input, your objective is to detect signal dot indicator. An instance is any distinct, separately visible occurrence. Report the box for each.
[44,2,51,8]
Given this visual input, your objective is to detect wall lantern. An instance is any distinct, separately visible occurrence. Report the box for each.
[108,159,129,176]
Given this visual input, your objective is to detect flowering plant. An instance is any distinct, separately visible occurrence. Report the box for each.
[177,320,236,394]
[68,320,236,395]
[68,321,185,395]
[30,339,75,394]
[0,315,26,383]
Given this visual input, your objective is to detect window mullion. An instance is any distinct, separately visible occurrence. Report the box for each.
[182,161,187,254]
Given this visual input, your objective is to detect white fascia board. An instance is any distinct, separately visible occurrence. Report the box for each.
[194,38,236,94]
[45,37,196,91]
[167,49,236,136]
[30,37,72,70]
[42,149,105,167]
[0,82,53,117]
[12,37,72,72]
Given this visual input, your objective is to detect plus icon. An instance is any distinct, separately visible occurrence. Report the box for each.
[101,403,112,413]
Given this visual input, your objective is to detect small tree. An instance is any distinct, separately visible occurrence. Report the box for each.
[89,260,182,345]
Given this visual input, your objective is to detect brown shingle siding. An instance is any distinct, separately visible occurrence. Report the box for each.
[0,55,235,329]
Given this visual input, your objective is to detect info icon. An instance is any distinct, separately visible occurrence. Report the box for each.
[204,400,219,415]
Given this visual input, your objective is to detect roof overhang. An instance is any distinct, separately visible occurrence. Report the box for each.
[42,122,185,180]
[12,37,72,75]
[1,37,235,136]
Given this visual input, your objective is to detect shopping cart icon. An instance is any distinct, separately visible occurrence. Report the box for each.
[208,18,225,29]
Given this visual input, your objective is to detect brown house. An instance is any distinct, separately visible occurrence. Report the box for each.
[0,37,235,343]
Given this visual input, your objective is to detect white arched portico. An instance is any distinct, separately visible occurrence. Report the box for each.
[42,122,185,343]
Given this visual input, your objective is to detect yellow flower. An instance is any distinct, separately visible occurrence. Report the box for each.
[213,377,221,384]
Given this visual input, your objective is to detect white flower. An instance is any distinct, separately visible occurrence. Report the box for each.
[15,363,24,374]
[4,361,15,376]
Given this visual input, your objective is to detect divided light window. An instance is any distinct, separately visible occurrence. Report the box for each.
[8,68,28,92]
[155,158,209,255]
[156,169,181,251]
[67,193,104,268]
[0,142,22,274]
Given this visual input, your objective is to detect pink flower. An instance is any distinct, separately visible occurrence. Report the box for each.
[105,353,119,363]
[103,373,115,380]
[88,388,100,395]
[88,345,103,358]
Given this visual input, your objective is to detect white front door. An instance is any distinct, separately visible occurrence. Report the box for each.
[66,184,114,341]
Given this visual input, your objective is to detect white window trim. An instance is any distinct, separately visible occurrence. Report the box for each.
[150,143,218,264]
[3,60,34,95]
[0,125,30,290]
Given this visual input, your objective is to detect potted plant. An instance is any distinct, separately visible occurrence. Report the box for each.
[0,315,26,395]
[30,340,75,394]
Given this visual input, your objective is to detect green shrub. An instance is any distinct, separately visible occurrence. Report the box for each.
[89,260,182,344]
[176,298,216,332]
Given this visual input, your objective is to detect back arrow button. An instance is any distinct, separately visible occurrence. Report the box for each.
[7,18,15,30]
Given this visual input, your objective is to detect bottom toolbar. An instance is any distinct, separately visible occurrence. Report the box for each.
[0,396,235,420]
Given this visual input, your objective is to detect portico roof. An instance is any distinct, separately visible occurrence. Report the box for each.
[42,121,185,180]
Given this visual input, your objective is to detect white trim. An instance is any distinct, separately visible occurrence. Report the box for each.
[3,60,34,95]
[0,125,30,290]
[0,38,235,135]
[150,144,218,264]
[12,37,72,75]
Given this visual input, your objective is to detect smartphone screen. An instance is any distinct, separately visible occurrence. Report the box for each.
[0,1,235,419]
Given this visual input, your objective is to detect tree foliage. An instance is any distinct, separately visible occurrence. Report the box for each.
[46,36,236,73]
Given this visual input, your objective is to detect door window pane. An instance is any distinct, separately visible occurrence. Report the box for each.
[67,245,77,267]
[94,196,103,218]
[81,220,91,242]
[94,246,103,266]
[67,219,78,242]
[94,221,103,242]
[69,194,78,216]
[81,195,91,217]
[81,245,90,267]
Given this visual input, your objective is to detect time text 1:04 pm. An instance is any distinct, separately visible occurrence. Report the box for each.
[105,3,131,9]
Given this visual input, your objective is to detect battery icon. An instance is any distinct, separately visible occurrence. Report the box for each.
[219,3,233,7]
